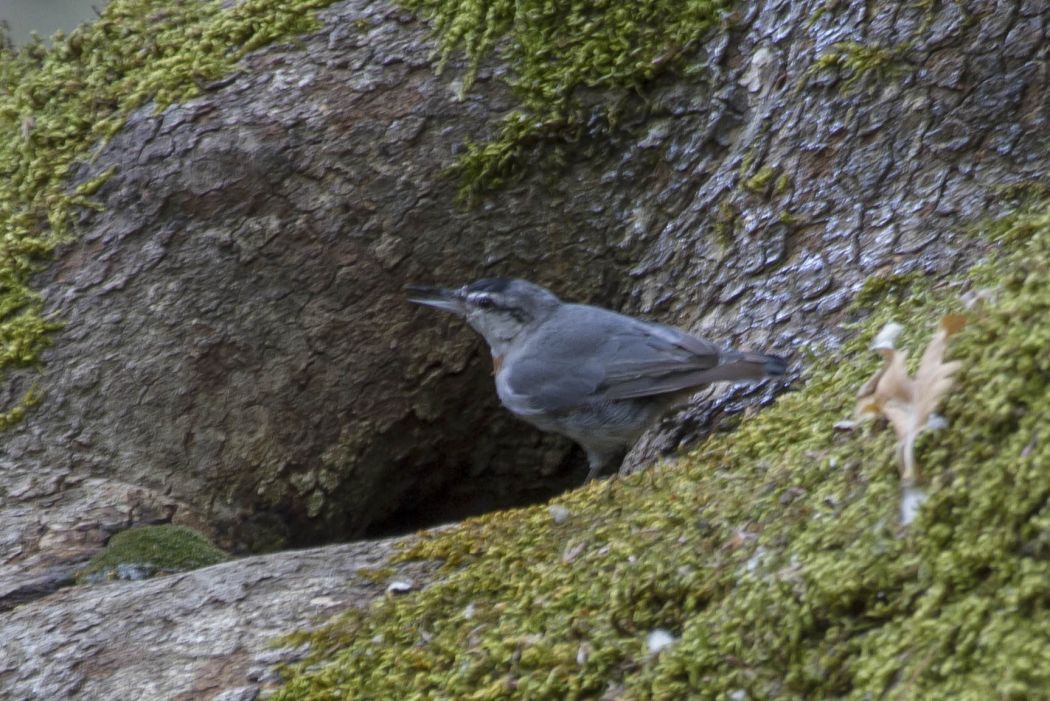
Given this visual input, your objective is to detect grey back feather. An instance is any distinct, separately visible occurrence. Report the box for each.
[505,304,740,411]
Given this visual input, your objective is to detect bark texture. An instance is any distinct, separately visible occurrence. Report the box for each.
[0,0,1046,680]
[3,0,592,565]
[0,537,434,700]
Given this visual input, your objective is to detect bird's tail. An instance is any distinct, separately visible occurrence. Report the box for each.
[703,350,787,383]
[600,350,787,400]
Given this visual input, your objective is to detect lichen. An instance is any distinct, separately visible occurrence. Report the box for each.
[0,0,338,427]
[401,0,734,200]
[272,199,1050,699]
[78,524,229,583]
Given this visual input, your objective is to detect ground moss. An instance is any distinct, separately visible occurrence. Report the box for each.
[0,0,338,426]
[78,524,229,583]
[273,200,1050,699]
[402,0,734,200]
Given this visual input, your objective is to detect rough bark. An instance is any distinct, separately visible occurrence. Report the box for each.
[2,0,592,567]
[0,536,435,700]
[0,0,1046,651]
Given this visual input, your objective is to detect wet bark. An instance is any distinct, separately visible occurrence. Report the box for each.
[0,0,1046,647]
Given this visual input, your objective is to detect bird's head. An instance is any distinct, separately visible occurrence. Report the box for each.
[407,278,560,354]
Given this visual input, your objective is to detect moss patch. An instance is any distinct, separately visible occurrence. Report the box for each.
[273,200,1050,698]
[802,40,909,93]
[78,525,229,583]
[0,0,338,426]
[850,270,928,312]
[402,0,733,200]
[743,165,778,196]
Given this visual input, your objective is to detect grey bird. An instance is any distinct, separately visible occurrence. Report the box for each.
[408,278,786,482]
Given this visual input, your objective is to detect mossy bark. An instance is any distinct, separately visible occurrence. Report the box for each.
[272,198,1050,700]
[0,0,1047,693]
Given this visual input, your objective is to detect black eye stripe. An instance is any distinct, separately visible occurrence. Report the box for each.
[468,293,497,308]
[468,294,528,322]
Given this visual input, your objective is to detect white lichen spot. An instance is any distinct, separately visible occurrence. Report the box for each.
[745,546,768,574]
[646,629,676,654]
[899,484,927,527]
[871,321,904,351]
[576,642,592,666]
[386,579,414,594]
[549,504,571,524]
[926,413,949,430]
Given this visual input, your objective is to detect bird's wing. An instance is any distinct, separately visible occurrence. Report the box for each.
[595,317,726,400]
[503,305,723,412]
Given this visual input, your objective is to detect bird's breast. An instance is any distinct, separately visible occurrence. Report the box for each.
[493,359,541,418]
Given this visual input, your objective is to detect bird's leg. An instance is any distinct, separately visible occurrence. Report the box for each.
[583,447,628,484]
[583,454,604,483]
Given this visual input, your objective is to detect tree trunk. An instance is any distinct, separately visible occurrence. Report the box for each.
[0,0,1045,685]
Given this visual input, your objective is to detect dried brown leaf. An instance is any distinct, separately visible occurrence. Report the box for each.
[854,314,966,483]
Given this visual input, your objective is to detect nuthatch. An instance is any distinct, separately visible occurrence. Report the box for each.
[409,278,786,482]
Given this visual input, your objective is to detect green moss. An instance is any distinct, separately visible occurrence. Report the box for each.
[737,148,757,177]
[743,165,778,195]
[78,525,229,583]
[0,0,338,427]
[982,190,1050,247]
[805,0,842,29]
[0,384,42,431]
[273,200,1050,698]
[403,0,734,200]
[850,270,929,311]
[355,566,398,584]
[994,181,1050,205]
[802,40,909,93]
[713,196,738,246]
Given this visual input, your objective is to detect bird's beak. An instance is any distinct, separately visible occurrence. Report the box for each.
[405,285,467,315]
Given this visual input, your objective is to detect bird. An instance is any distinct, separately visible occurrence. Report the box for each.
[407,278,786,482]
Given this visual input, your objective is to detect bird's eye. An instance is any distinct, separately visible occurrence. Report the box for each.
[474,295,495,309]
